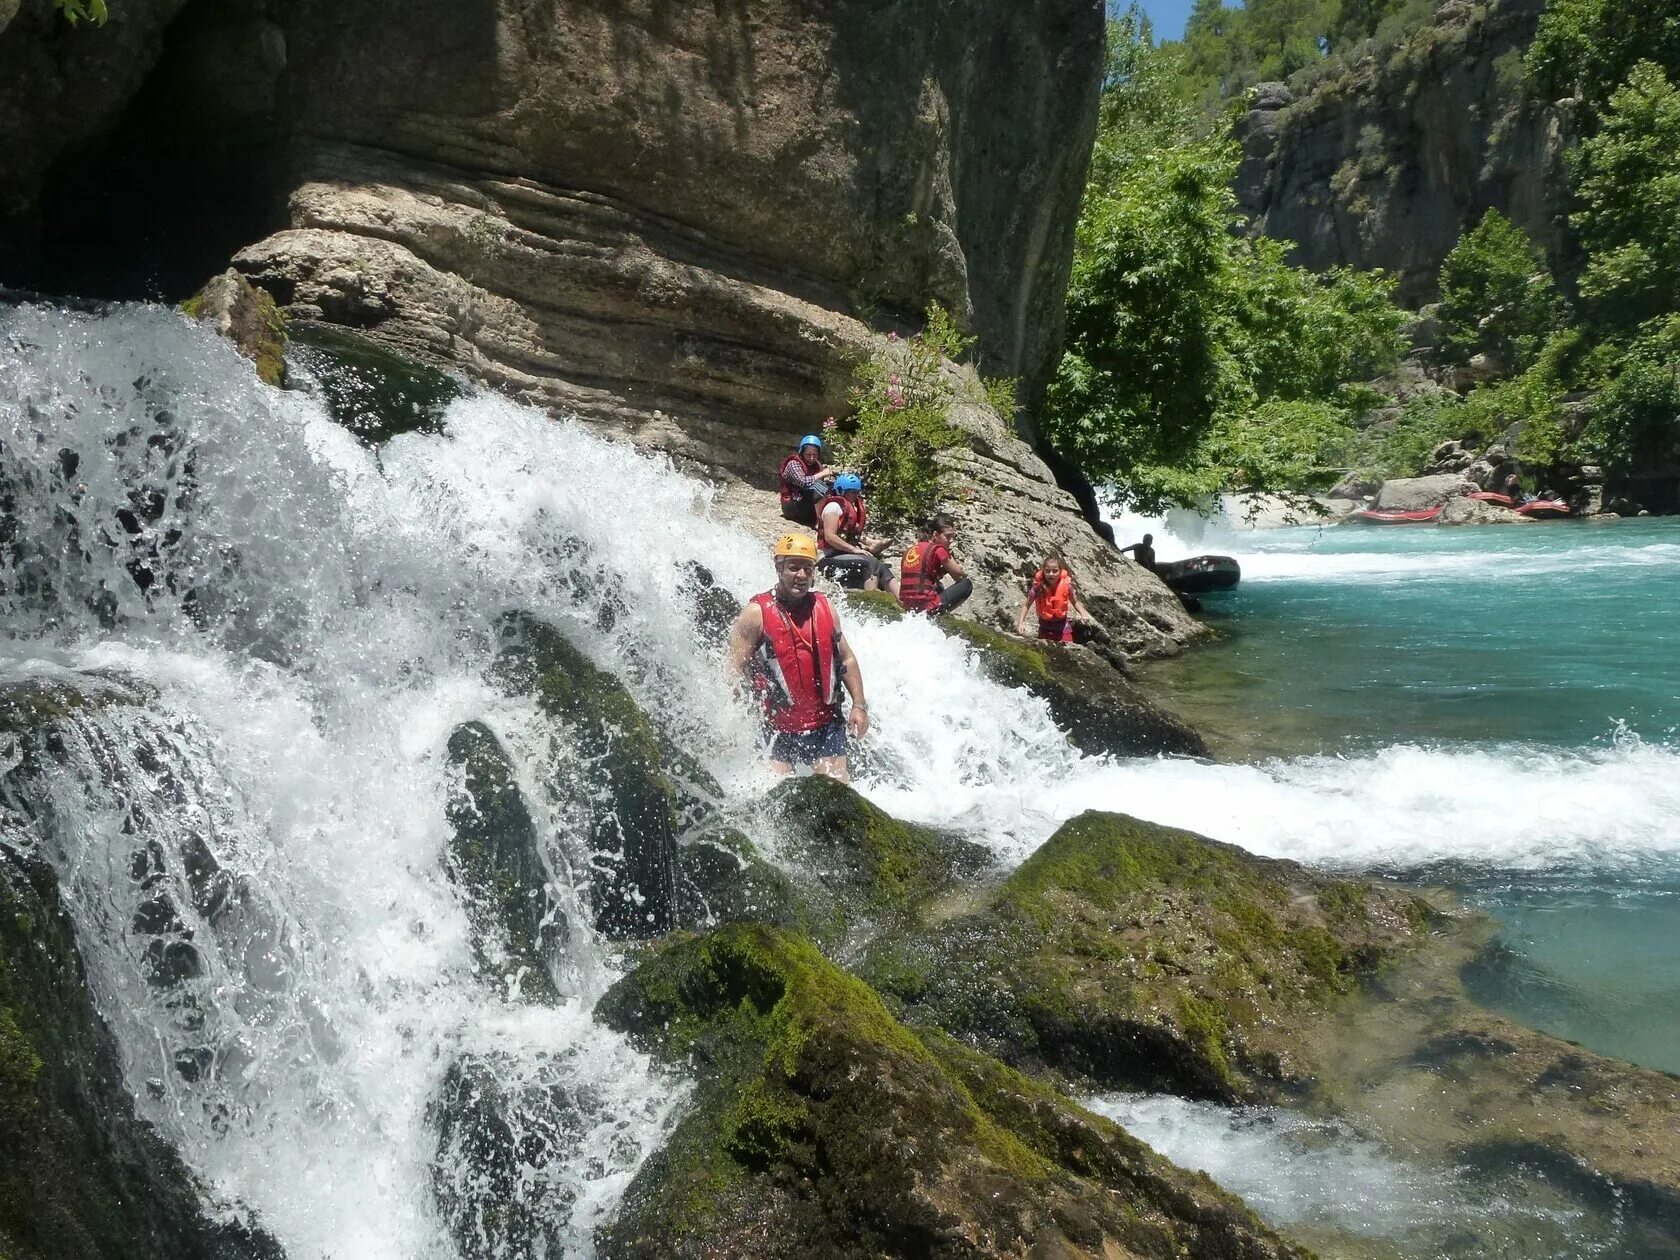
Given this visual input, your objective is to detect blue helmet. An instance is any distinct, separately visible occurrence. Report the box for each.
[798,434,824,452]
[835,473,863,494]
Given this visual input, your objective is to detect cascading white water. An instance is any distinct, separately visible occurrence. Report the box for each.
[0,301,1094,1257]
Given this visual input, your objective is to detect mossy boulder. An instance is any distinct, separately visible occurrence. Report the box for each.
[842,593,1206,758]
[673,826,834,943]
[760,774,990,930]
[493,612,678,939]
[595,923,1304,1260]
[444,721,566,1004]
[863,811,1439,1102]
[182,269,287,387]
[285,322,463,443]
[0,841,279,1260]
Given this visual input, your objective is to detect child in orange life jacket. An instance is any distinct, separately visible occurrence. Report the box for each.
[727,532,869,783]
[1016,551,1096,642]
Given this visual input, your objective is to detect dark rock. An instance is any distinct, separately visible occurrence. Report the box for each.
[493,612,678,940]
[443,721,566,1004]
[285,322,463,444]
[0,840,281,1260]
[760,775,990,929]
[1235,0,1569,306]
[595,923,1304,1260]
[861,811,1439,1102]
[1328,470,1380,500]
[673,827,826,942]
[429,1051,592,1260]
[180,269,287,386]
[678,562,740,650]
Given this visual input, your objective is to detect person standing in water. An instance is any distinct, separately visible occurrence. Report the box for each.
[896,513,972,615]
[1119,533,1156,573]
[729,533,869,782]
[1015,551,1096,642]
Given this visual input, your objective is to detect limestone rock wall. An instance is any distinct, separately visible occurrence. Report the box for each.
[1235,0,1570,306]
[232,0,1102,469]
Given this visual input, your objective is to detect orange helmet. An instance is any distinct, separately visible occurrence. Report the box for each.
[773,533,818,562]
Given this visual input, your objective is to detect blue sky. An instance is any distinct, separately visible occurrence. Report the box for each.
[1124,0,1206,42]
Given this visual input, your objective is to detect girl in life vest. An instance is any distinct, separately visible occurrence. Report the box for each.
[1015,550,1096,642]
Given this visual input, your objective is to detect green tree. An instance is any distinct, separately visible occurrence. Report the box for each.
[1572,62,1680,330]
[1436,209,1566,371]
[1526,0,1680,115]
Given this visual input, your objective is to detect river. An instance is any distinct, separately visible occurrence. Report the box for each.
[3,301,1674,1257]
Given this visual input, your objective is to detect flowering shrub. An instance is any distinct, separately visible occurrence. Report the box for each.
[825,304,982,528]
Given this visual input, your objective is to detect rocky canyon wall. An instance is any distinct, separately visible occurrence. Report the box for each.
[1234,0,1570,307]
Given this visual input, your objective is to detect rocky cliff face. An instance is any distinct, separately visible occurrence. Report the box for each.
[1235,0,1570,306]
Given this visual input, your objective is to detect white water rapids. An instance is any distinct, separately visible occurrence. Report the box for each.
[5,303,1678,1256]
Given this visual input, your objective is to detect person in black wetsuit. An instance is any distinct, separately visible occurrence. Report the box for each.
[1119,533,1156,573]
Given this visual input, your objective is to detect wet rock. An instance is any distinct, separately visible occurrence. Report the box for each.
[862,811,1438,1102]
[444,721,566,1004]
[429,1051,593,1260]
[847,593,1206,759]
[673,827,826,942]
[760,775,990,931]
[181,269,287,386]
[493,612,678,940]
[678,561,740,650]
[596,923,1304,1260]
[286,323,463,444]
[0,839,281,1260]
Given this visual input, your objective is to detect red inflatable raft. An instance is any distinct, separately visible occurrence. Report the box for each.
[1356,505,1444,524]
[1468,492,1516,507]
[1516,499,1573,519]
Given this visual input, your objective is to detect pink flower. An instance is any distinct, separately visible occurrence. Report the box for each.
[886,386,906,410]
[889,373,901,386]
[822,416,837,430]
[886,331,900,342]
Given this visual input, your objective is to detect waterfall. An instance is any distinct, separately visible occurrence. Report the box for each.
[0,300,1088,1256]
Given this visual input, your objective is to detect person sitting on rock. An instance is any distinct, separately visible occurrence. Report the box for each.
[729,532,869,782]
[1503,473,1529,506]
[778,434,835,528]
[896,513,972,616]
[1118,533,1156,572]
[1016,551,1096,643]
[814,473,896,593]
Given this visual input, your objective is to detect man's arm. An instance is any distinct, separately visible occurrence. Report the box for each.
[727,601,764,682]
[835,627,869,738]
[821,504,870,557]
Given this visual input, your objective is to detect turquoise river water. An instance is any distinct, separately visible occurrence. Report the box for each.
[1130,508,1680,1076]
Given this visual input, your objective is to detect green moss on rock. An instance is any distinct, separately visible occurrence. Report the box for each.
[673,826,840,945]
[863,811,1438,1102]
[181,269,287,387]
[0,843,279,1260]
[595,923,1304,1260]
[761,774,988,926]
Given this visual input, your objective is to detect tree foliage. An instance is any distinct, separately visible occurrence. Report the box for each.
[53,0,109,23]
[1436,209,1565,371]
[1571,62,1680,331]
[1526,0,1680,114]
[1046,12,1406,511]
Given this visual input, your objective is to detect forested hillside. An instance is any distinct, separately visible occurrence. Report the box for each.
[1052,0,1680,514]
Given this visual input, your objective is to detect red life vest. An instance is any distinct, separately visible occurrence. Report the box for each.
[751,590,841,733]
[897,540,947,611]
[778,452,819,509]
[1032,569,1072,621]
[814,494,867,554]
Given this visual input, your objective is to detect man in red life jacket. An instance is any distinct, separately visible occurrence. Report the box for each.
[814,473,896,593]
[728,532,869,782]
[778,434,835,528]
[895,513,972,615]
[1015,550,1098,642]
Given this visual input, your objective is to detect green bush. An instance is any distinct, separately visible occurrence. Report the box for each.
[1436,210,1565,372]
[825,305,976,529]
[1580,341,1680,470]
[53,0,108,22]
[1526,0,1680,116]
